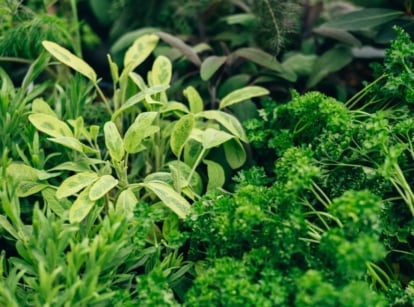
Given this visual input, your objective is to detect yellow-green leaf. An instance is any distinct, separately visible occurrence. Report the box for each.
[198,110,247,142]
[6,163,38,182]
[89,175,118,201]
[48,136,89,153]
[183,86,204,114]
[151,55,172,86]
[31,98,56,116]
[124,112,159,153]
[42,41,97,83]
[112,84,169,120]
[17,181,48,197]
[170,114,194,157]
[219,86,269,109]
[116,188,138,219]
[29,113,73,138]
[69,188,95,223]
[107,54,119,84]
[42,188,69,217]
[104,121,125,161]
[124,34,159,72]
[56,172,98,199]
[201,128,234,149]
[142,181,192,218]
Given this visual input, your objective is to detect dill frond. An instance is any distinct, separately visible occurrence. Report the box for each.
[253,0,301,55]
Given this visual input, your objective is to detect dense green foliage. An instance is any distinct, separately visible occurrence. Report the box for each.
[1,0,414,306]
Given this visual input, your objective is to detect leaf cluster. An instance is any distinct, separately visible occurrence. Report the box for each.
[184,180,388,305]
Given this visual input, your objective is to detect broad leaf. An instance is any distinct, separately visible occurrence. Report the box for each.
[89,175,119,201]
[219,86,269,109]
[204,159,225,190]
[6,163,38,182]
[104,121,125,161]
[170,114,195,157]
[200,56,227,81]
[124,34,159,72]
[142,181,192,218]
[183,86,204,114]
[42,41,97,83]
[17,181,48,197]
[156,31,202,66]
[110,27,159,55]
[198,110,247,142]
[124,112,159,153]
[151,55,172,85]
[307,46,353,88]
[312,27,362,47]
[168,160,203,195]
[321,8,403,31]
[69,188,95,223]
[56,172,98,199]
[50,161,94,173]
[48,136,91,153]
[282,53,317,76]
[201,128,234,149]
[235,47,284,72]
[223,138,246,169]
[116,189,138,219]
[31,98,57,116]
[29,113,73,138]
[217,74,251,98]
[42,188,69,217]
[160,101,190,115]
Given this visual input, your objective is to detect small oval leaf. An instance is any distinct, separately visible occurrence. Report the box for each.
[29,113,73,138]
[56,172,98,199]
[89,175,118,201]
[219,86,269,109]
[104,121,125,161]
[42,41,97,83]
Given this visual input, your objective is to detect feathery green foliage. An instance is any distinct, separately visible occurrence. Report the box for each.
[252,0,301,55]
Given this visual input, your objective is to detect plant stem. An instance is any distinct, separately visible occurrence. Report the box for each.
[70,0,82,58]
[186,147,206,185]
